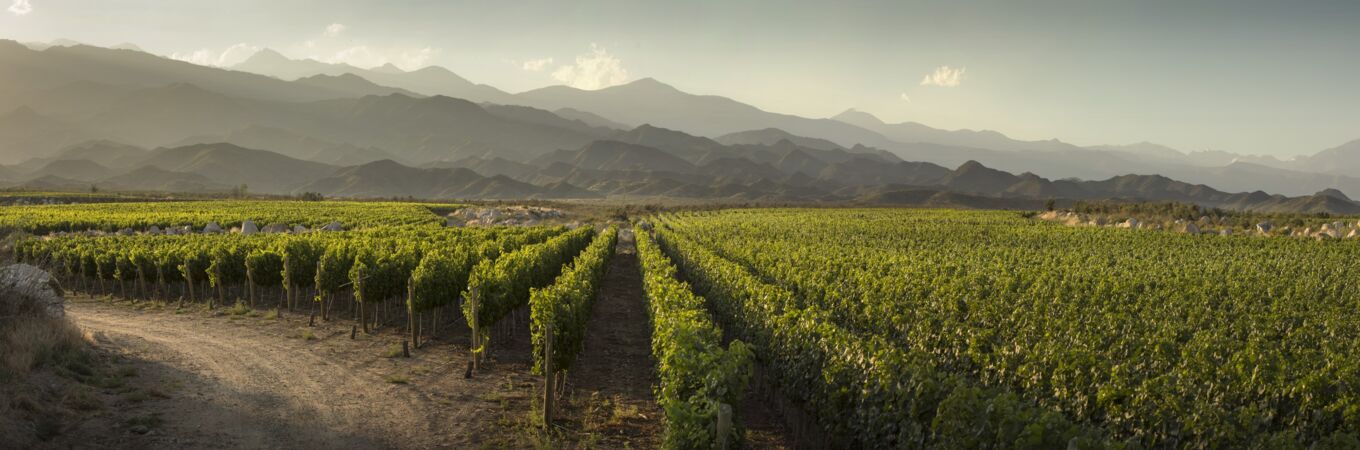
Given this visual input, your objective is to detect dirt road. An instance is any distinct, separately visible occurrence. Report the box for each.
[62,299,520,449]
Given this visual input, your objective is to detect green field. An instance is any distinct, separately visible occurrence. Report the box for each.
[649,208,1360,448]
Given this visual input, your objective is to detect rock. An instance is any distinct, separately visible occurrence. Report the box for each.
[1348,229,1359,239]
[229,227,241,234]
[0,264,65,318]
[148,225,161,234]
[1220,228,1233,236]
[446,216,464,227]
[1094,217,1107,226]
[262,223,289,233]
[204,222,223,233]
[292,225,309,233]
[322,222,344,232]
[130,425,149,435]
[1184,223,1200,234]
[118,228,135,236]
[240,220,258,235]
[1256,221,1273,234]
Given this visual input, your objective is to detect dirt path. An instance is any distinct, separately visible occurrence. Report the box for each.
[61,298,522,450]
[559,228,665,447]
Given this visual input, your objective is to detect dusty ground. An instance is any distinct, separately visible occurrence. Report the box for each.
[52,297,532,449]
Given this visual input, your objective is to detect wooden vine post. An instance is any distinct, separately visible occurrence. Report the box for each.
[543,320,554,428]
[470,287,480,371]
[406,276,417,349]
[246,267,256,308]
[212,264,224,309]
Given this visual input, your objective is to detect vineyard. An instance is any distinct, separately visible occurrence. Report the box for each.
[644,208,1360,449]
[12,199,1359,449]
[0,200,465,234]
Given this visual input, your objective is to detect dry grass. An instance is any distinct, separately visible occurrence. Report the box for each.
[1,315,88,378]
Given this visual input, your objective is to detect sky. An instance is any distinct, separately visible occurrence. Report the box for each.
[2,0,1358,157]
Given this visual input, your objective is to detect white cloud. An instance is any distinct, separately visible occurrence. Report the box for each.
[8,0,32,15]
[552,44,629,90]
[899,93,912,103]
[170,42,261,67]
[521,57,554,72]
[920,65,966,87]
[324,23,346,38]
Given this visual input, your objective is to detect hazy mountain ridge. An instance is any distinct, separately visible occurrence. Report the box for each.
[1,39,1358,211]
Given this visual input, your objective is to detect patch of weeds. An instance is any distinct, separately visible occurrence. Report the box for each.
[384,344,405,358]
[144,387,170,399]
[298,329,317,341]
[263,309,279,320]
[116,365,138,378]
[124,413,163,429]
[63,387,103,411]
[122,390,150,404]
[226,302,252,316]
[384,374,409,384]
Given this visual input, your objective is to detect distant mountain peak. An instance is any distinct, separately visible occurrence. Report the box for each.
[613,77,678,92]
[372,63,406,74]
[247,48,288,62]
[832,108,886,126]
[1317,188,1352,201]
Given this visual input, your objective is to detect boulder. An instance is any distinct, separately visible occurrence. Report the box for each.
[1220,228,1233,236]
[0,264,65,318]
[148,225,161,234]
[322,222,344,232]
[292,225,309,233]
[1256,221,1273,234]
[1093,217,1107,226]
[446,216,464,227]
[204,222,223,233]
[1184,223,1200,234]
[118,228,135,236]
[262,223,289,233]
[241,220,259,235]
[1348,229,1360,239]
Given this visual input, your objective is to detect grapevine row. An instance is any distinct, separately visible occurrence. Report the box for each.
[635,226,754,449]
[529,226,618,375]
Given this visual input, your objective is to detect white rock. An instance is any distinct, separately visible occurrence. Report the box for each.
[0,264,65,318]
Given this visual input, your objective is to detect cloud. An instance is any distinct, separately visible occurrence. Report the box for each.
[920,65,966,87]
[170,43,261,67]
[8,0,32,15]
[521,57,554,72]
[552,44,629,90]
[899,93,912,103]
[324,23,346,38]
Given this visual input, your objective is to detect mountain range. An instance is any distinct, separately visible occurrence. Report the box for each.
[2,38,1360,214]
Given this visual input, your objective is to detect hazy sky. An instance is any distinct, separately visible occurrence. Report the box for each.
[3,0,1358,156]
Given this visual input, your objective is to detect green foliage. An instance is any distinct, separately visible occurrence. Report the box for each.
[529,226,618,374]
[244,249,283,287]
[653,208,1360,448]
[634,226,753,449]
[462,227,595,338]
[409,247,476,312]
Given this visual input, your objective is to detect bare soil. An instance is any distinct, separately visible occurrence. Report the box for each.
[54,297,530,449]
